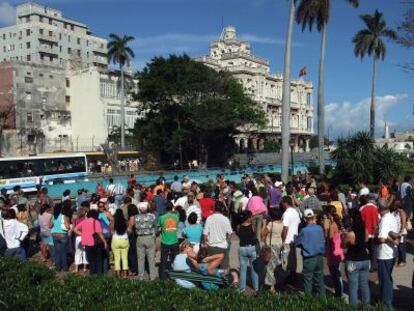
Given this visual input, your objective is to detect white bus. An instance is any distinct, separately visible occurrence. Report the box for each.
[0,153,88,192]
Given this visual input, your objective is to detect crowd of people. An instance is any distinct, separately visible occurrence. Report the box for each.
[0,173,413,308]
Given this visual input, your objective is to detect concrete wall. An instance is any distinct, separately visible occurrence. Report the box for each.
[68,68,107,150]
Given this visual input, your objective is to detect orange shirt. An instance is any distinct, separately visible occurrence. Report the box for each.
[380,185,389,199]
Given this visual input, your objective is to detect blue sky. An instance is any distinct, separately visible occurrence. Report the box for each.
[1,0,413,138]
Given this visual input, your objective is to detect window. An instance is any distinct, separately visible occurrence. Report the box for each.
[65,96,70,103]
[67,47,71,54]
[26,42,30,49]
[39,73,44,77]
[26,16,31,22]
[86,40,89,47]
[71,25,74,31]
[307,117,312,130]
[49,18,52,25]
[26,29,30,36]
[68,35,71,42]
[306,93,311,106]
[66,78,70,88]
[39,29,44,35]
[25,92,32,100]
[40,16,43,22]
[59,46,62,52]
[27,113,33,123]
[59,33,62,40]
[49,31,53,37]
[77,49,81,57]
[2,34,5,40]
[49,75,53,79]
[26,55,31,61]
[77,37,80,44]
[25,77,33,83]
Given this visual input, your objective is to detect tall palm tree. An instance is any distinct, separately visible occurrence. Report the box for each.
[107,34,135,149]
[296,0,359,175]
[352,10,397,139]
[281,0,297,183]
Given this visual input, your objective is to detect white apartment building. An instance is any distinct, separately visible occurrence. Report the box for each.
[195,26,314,152]
[68,67,139,151]
[0,2,107,68]
[0,3,139,157]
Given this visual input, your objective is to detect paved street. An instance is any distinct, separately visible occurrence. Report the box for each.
[228,233,414,310]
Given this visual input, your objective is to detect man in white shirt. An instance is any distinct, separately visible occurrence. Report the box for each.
[1,209,29,260]
[203,201,233,269]
[376,198,399,309]
[281,196,301,282]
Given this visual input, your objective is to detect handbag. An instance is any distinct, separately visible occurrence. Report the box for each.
[93,220,104,247]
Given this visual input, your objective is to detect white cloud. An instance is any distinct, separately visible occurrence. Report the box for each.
[0,2,15,26]
[132,32,289,57]
[325,94,409,137]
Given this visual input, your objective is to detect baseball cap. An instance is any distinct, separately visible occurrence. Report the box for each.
[232,190,244,201]
[275,181,283,188]
[359,187,370,196]
[304,209,315,218]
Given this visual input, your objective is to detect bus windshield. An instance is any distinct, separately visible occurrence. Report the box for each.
[0,156,86,179]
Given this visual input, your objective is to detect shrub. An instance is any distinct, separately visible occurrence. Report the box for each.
[0,258,385,311]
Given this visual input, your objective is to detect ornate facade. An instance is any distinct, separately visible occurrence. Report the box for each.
[195,26,314,152]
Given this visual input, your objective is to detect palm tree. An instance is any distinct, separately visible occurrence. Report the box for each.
[296,0,359,175]
[281,0,297,183]
[352,10,397,139]
[107,34,135,149]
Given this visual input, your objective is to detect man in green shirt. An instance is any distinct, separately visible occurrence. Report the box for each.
[157,202,179,279]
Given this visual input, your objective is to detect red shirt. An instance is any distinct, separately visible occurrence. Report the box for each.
[199,197,215,220]
[128,177,137,187]
[359,203,379,236]
[146,191,154,202]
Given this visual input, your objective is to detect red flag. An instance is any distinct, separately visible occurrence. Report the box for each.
[299,66,307,77]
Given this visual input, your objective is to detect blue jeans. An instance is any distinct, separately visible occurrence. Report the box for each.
[328,264,343,297]
[346,260,370,306]
[239,245,258,291]
[4,247,26,261]
[53,235,68,272]
[377,259,395,309]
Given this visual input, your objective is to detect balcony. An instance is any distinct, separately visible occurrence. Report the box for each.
[38,33,57,42]
[93,55,108,65]
[38,45,57,55]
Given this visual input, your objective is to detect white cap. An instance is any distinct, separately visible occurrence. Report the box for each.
[275,181,283,188]
[359,187,370,196]
[304,209,315,218]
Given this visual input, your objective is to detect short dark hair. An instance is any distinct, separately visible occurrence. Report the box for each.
[188,212,198,225]
[281,195,293,206]
[269,208,283,221]
[87,209,99,219]
[109,178,114,183]
[13,185,21,192]
[63,189,70,197]
[174,176,179,181]
[166,201,174,212]
[214,200,226,213]
[156,189,163,195]
[404,175,411,182]
[81,201,90,208]
[124,196,132,204]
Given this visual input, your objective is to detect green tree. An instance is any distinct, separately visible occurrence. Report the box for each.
[263,140,281,153]
[331,131,404,184]
[352,10,397,139]
[107,34,135,149]
[281,0,298,182]
[296,0,359,175]
[135,54,265,167]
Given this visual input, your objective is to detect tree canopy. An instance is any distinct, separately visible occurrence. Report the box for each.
[133,54,265,167]
[331,131,405,184]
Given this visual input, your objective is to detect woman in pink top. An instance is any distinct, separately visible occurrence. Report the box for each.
[325,206,345,298]
[247,189,268,241]
[73,210,107,275]
[73,208,88,273]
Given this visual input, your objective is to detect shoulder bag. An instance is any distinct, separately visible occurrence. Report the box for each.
[93,220,104,247]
